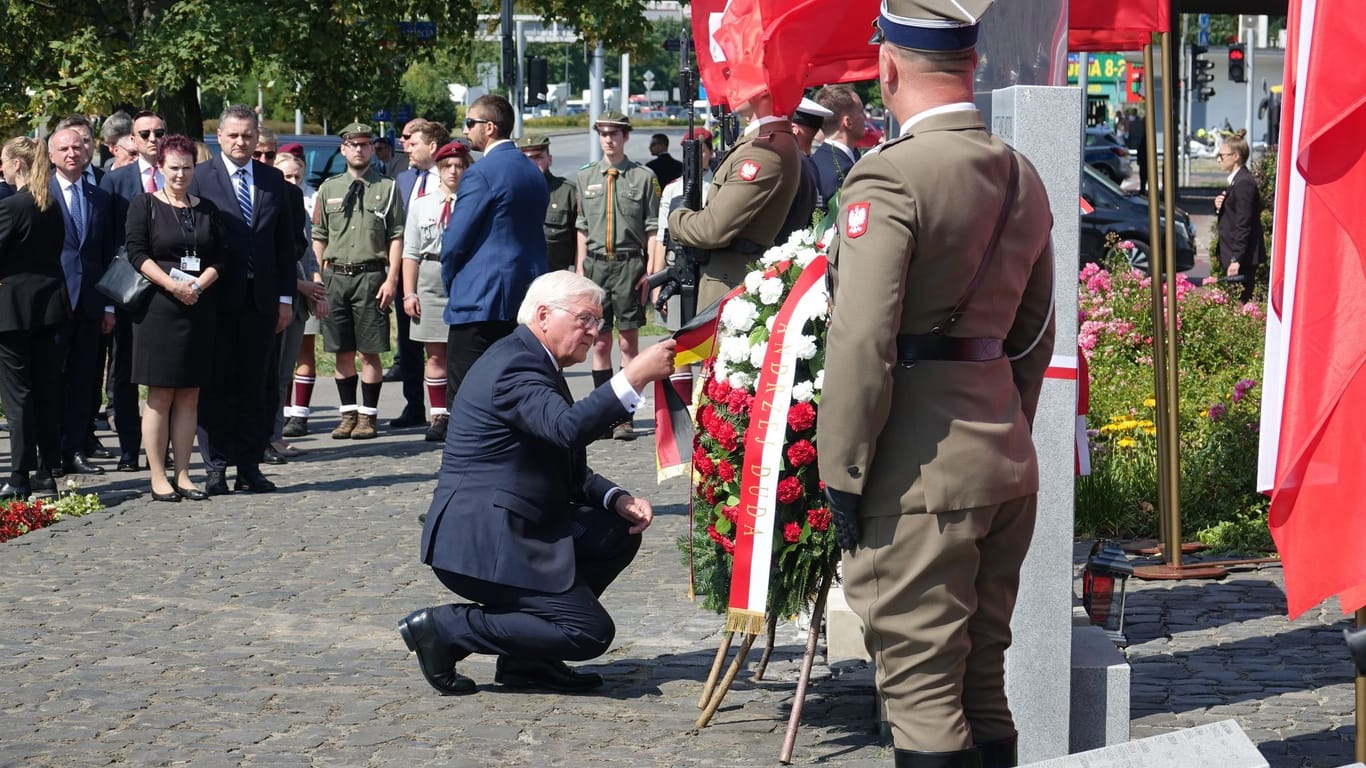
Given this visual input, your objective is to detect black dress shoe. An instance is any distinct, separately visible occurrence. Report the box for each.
[397,609,476,696]
[262,446,288,465]
[390,408,427,429]
[174,485,210,501]
[893,748,984,768]
[63,453,106,475]
[86,436,115,459]
[234,467,277,493]
[494,657,603,692]
[151,489,182,503]
[205,470,230,496]
[382,365,401,382]
[0,483,30,499]
[116,453,140,472]
[31,472,57,493]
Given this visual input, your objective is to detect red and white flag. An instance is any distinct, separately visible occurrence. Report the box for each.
[1257,0,1366,619]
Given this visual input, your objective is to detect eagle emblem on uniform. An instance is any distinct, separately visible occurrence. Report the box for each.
[738,160,761,181]
[846,202,870,238]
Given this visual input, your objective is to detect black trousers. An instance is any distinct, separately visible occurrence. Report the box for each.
[0,325,66,476]
[110,310,141,457]
[429,505,642,663]
[394,308,424,413]
[445,320,516,406]
[61,311,103,457]
[198,305,279,473]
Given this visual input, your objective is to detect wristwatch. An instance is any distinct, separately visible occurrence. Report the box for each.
[190,281,202,296]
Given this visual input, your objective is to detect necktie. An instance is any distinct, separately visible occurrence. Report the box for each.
[65,184,83,307]
[68,183,84,243]
[144,167,157,193]
[439,195,452,229]
[416,169,428,198]
[235,168,253,225]
[605,167,619,257]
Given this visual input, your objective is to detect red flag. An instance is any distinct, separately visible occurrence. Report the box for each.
[1258,0,1366,619]
[691,0,732,109]
[1068,0,1169,51]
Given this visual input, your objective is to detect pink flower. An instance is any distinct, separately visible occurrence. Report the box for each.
[1232,378,1257,403]
[1208,403,1227,422]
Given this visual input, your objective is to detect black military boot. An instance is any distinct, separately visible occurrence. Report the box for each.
[893,748,982,768]
[975,736,1017,768]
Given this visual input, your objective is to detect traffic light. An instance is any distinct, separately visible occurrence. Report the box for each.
[1228,44,1247,83]
[1192,44,1215,102]
[525,56,549,106]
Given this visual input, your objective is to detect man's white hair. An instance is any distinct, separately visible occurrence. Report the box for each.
[517,270,606,325]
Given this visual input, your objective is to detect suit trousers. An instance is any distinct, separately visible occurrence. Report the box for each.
[394,307,424,413]
[0,325,67,475]
[429,506,642,663]
[445,320,516,406]
[61,311,104,457]
[842,496,1036,752]
[110,311,141,456]
[198,302,280,472]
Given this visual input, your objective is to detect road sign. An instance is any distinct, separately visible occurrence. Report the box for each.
[395,104,414,123]
[1198,13,1209,29]
[1198,28,1209,46]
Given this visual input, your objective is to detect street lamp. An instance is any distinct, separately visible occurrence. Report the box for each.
[1082,539,1134,645]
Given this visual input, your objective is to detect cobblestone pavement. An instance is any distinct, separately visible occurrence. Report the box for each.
[1,358,1359,767]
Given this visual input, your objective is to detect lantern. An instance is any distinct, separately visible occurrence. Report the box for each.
[1082,539,1134,645]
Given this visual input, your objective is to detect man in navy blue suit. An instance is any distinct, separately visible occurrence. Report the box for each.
[48,128,115,475]
[399,271,677,695]
[189,104,299,495]
[440,94,548,404]
[809,84,866,215]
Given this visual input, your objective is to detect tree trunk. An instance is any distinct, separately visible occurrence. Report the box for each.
[158,77,204,140]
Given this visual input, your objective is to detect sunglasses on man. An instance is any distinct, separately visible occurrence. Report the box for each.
[138,129,167,140]
[253,150,277,161]
[464,117,491,129]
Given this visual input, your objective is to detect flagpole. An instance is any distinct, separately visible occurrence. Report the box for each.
[1158,30,1184,569]
[1358,608,1365,763]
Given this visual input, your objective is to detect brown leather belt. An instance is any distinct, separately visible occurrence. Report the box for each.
[896,334,1003,366]
[327,261,386,276]
[588,249,642,262]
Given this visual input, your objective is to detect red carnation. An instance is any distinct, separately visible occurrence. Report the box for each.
[715,421,739,452]
[694,453,716,478]
[722,505,739,523]
[807,507,831,532]
[783,522,803,543]
[706,378,730,403]
[707,524,736,554]
[777,476,804,504]
[717,460,736,483]
[726,388,752,415]
[698,404,715,429]
[788,402,816,432]
[785,439,817,467]
[702,483,718,505]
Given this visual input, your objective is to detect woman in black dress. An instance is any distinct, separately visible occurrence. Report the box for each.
[125,134,223,502]
[0,137,70,499]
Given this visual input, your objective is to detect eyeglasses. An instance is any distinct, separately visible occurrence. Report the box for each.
[138,129,167,140]
[464,117,492,129]
[344,140,373,150]
[400,133,412,141]
[1216,152,1236,158]
[253,150,276,161]
[550,305,605,332]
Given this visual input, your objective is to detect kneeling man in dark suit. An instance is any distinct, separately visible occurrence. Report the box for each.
[400,270,677,695]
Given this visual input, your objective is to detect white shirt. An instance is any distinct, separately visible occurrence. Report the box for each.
[221,155,293,305]
[407,166,435,207]
[402,190,453,260]
[136,158,163,191]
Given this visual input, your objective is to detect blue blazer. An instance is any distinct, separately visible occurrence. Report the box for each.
[395,165,434,208]
[420,325,628,593]
[810,142,858,215]
[50,177,115,320]
[189,158,298,314]
[440,142,548,325]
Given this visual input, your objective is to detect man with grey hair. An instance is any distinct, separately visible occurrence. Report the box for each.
[55,115,102,185]
[399,271,677,696]
[100,111,134,171]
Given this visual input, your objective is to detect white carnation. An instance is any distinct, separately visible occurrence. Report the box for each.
[744,270,764,294]
[721,298,759,334]
[813,369,825,390]
[719,335,751,365]
[765,315,776,332]
[748,341,768,368]
[728,371,754,389]
[758,277,785,305]
[713,358,731,382]
[794,248,817,269]
[792,381,815,403]
[760,247,786,267]
[792,334,818,360]
[811,292,830,320]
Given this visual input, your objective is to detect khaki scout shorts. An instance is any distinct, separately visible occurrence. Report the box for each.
[321,268,391,354]
[583,254,645,331]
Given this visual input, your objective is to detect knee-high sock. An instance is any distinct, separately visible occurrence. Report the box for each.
[426,376,448,416]
[291,375,316,417]
[359,381,382,416]
[336,375,359,413]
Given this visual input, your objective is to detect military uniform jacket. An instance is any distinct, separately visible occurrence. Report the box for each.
[816,109,1056,517]
[312,168,404,265]
[668,121,801,257]
[575,158,660,255]
[544,172,578,270]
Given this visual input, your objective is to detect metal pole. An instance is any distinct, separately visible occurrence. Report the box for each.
[1142,38,1175,563]
[1358,608,1366,763]
[1244,17,1256,144]
[589,43,605,162]
[1181,15,1192,186]
[1077,53,1089,127]
[621,53,631,117]
[1159,30,1183,568]
[514,19,526,139]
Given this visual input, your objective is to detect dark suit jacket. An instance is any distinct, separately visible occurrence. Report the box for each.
[810,142,858,213]
[646,153,683,188]
[420,325,628,593]
[99,161,149,245]
[0,189,72,332]
[188,157,297,314]
[396,165,435,209]
[1215,165,1266,274]
[440,141,548,325]
[50,177,115,319]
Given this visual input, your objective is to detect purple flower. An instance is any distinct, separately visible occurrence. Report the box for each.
[1232,378,1257,403]
[1208,403,1227,422]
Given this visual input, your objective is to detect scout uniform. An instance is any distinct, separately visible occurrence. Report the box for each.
[312,123,405,355]
[575,113,661,332]
[814,1,1055,765]
[667,116,801,309]
[517,134,578,272]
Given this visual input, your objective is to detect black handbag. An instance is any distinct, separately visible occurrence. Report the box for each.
[96,246,152,312]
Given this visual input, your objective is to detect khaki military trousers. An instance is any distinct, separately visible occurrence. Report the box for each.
[841,495,1037,752]
[696,251,749,310]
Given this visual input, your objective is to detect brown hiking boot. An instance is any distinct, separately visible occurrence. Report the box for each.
[351,413,378,440]
[331,411,358,439]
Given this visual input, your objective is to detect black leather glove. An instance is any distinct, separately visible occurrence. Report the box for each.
[824,487,862,551]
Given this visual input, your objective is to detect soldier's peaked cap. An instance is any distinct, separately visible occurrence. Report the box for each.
[878,0,994,52]
[792,97,834,129]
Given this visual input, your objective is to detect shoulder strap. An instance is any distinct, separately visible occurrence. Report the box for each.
[932,151,1019,335]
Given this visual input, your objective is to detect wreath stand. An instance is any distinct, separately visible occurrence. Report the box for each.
[693,568,837,765]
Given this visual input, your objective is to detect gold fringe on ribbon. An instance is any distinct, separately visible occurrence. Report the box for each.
[725,609,767,636]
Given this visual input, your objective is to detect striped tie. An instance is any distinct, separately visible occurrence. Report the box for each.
[605,167,618,257]
[235,168,253,225]
[68,183,84,243]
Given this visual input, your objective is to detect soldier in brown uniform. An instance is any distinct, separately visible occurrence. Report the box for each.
[815,2,1055,766]
[667,92,801,309]
[517,134,578,272]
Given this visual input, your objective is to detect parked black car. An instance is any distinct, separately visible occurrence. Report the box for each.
[1084,127,1131,183]
[1080,164,1196,272]
[205,134,403,188]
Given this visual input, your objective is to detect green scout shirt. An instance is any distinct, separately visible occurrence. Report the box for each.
[312,168,405,266]
[545,172,578,271]
[575,158,660,256]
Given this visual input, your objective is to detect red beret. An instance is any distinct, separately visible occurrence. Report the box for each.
[434,141,470,162]
[277,142,304,158]
[686,128,714,144]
